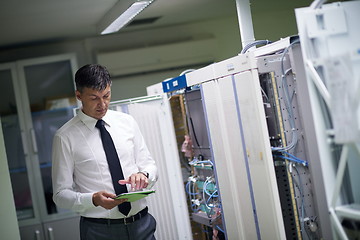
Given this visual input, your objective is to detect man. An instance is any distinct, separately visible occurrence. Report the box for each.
[52,64,157,240]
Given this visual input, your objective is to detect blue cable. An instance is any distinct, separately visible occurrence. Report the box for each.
[278,155,308,166]
[282,151,309,166]
[186,181,201,212]
[197,160,213,166]
[216,225,225,233]
[191,203,200,212]
[203,180,218,197]
[206,190,219,206]
[190,160,213,166]
[282,151,305,162]
[185,181,198,195]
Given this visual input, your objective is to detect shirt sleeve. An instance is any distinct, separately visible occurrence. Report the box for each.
[52,133,95,213]
[131,117,158,187]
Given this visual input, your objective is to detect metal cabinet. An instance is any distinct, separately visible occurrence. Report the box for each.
[0,54,80,239]
[18,224,44,240]
[19,217,80,240]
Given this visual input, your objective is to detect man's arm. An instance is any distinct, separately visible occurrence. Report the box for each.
[52,134,94,212]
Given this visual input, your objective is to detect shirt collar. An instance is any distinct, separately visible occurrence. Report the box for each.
[78,109,113,131]
[78,110,96,131]
[78,110,112,131]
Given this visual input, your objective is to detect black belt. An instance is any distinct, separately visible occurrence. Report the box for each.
[82,207,148,225]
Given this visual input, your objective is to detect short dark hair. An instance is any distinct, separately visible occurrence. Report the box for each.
[75,64,112,92]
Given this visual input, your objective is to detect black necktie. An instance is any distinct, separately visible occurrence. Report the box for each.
[95,119,131,216]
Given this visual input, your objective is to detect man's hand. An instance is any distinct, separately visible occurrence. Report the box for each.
[119,172,149,191]
[92,191,128,209]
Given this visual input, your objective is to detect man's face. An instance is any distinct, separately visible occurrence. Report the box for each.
[76,85,111,120]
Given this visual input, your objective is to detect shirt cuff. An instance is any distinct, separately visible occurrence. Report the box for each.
[81,192,96,208]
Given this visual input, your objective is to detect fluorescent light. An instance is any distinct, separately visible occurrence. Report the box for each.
[101,0,154,35]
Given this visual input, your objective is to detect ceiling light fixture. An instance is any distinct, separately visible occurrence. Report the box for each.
[100,0,155,35]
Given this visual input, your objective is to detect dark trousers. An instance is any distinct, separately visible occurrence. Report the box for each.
[80,213,156,240]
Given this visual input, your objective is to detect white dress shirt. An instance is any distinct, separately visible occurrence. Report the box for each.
[52,109,157,219]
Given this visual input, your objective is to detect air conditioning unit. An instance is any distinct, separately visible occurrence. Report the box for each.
[96,38,217,76]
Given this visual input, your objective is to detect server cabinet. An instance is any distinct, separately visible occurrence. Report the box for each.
[182,53,287,239]
[179,37,328,239]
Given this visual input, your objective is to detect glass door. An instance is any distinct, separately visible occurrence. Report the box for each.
[0,64,36,222]
[1,53,79,229]
[16,54,78,220]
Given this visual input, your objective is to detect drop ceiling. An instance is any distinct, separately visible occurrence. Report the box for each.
[0,0,238,49]
[0,0,332,50]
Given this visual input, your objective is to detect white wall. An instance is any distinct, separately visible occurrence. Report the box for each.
[93,16,242,100]
[110,67,190,100]
[0,118,21,240]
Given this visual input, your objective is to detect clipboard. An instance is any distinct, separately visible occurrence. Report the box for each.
[113,190,155,202]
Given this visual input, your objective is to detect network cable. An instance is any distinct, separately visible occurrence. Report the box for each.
[202,176,221,219]
[241,40,272,54]
[272,39,300,152]
[277,151,309,166]
[185,180,199,196]
[216,225,225,233]
[186,177,202,212]
[189,158,213,167]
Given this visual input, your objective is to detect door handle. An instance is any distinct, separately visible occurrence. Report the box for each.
[47,227,54,240]
[35,230,41,240]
